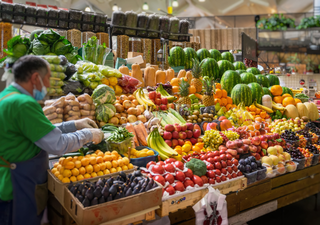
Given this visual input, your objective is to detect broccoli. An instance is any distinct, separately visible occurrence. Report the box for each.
[185,158,207,176]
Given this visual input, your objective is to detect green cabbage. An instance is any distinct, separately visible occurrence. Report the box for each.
[38,29,61,44]
[3,35,30,58]
[51,39,73,55]
[95,104,110,122]
[31,39,50,55]
[92,84,115,105]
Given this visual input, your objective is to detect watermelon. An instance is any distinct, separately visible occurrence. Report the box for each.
[197,48,210,62]
[240,72,257,84]
[233,62,246,70]
[200,58,219,79]
[255,75,270,87]
[217,60,235,80]
[184,47,197,69]
[209,49,222,61]
[263,87,273,97]
[248,82,264,104]
[220,70,241,96]
[231,84,253,106]
[266,74,280,86]
[247,67,261,75]
[282,87,294,97]
[221,52,234,63]
[169,46,185,67]
[236,69,246,75]
[185,60,193,70]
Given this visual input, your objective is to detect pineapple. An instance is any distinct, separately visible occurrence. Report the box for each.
[202,77,215,107]
[178,79,191,105]
[191,58,202,92]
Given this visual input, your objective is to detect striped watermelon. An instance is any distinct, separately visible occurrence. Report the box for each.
[185,60,193,70]
[217,60,235,80]
[247,67,261,75]
[221,70,241,96]
[231,84,253,106]
[200,58,219,79]
[233,61,246,70]
[184,48,197,69]
[282,87,294,97]
[255,75,270,87]
[169,46,185,67]
[236,69,246,75]
[262,87,273,97]
[266,74,280,86]
[221,52,234,63]
[240,72,257,84]
[248,82,264,104]
[197,48,210,62]
[209,49,222,61]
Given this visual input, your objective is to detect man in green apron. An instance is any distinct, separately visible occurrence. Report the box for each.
[0,55,104,225]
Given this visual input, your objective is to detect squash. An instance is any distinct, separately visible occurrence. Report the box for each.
[155,70,166,84]
[144,66,156,87]
[284,105,299,119]
[131,63,144,87]
[304,102,319,121]
[119,64,129,75]
[262,95,272,110]
[186,71,192,83]
[296,103,309,118]
[177,69,186,78]
[165,68,175,83]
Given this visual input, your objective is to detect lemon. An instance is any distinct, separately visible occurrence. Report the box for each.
[70,176,77,182]
[97,171,104,176]
[122,157,130,165]
[58,175,64,181]
[112,160,118,168]
[99,162,106,170]
[110,168,117,173]
[117,159,124,167]
[105,161,112,169]
[84,174,91,179]
[54,171,60,178]
[77,174,84,181]
[103,169,110,175]
[90,157,97,165]
[75,161,82,168]
[116,167,122,172]
[62,169,72,178]
[79,167,86,175]
[122,165,128,171]
[51,168,57,174]
[139,152,148,158]
[61,177,70,183]
[147,150,154,156]
[65,161,75,170]
[93,164,100,172]
[128,163,134,169]
[85,165,93,174]
[71,168,79,176]
[91,172,97,178]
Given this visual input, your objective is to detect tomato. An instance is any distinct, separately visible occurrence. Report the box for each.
[201,175,208,184]
[165,185,175,195]
[183,179,195,188]
[164,174,174,184]
[184,169,193,179]
[174,181,185,192]
[165,158,176,164]
[152,165,165,174]
[164,163,175,173]
[154,175,165,186]
[175,171,186,182]
[146,161,156,169]
[193,175,204,187]
[174,161,184,170]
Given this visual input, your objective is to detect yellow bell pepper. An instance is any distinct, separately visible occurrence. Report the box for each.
[114,85,123,95]
[101,77,109,86]
[108,77,118,86]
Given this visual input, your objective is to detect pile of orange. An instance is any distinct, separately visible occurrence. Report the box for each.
[51,150,134,183]
[214,83,235,110]
[174,142,204,156]
[270,85,301,107]
[246,104,270,120]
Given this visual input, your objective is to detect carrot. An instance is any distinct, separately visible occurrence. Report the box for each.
[126,124,139,147]
[194,93,203,100]
[139,122,148,140]
[134,123,148,146]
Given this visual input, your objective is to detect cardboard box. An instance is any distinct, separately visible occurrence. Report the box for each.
[63,177,162,225]
[48,167,137,206]
[128,52,146,68]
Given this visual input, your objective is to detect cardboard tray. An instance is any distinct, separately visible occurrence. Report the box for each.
[63,174,162,225]
[48,166,137,205]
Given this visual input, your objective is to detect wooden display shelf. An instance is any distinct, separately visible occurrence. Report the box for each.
[157,177,247,217]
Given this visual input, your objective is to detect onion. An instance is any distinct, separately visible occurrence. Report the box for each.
[108,116,119,125]
[137,115,147,123]
[136,107,142,115]
[136,105,145,113]
[127,115,137,123]
[121,112,127,118]
[128,95,135,101]
[119,95,129,104]
[127,107,137,115]
[132,99,139,106]
[120,117,127,124]
[114,103,124,112]
[115,113,121,119]
[123,100,133,109]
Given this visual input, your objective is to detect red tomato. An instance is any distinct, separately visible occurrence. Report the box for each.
[164,174,174,184]
[146,161,156,169]
[193,175,204,187]
[152,165,165,174]
[201,175,208,184]
[174,181,185,192]
[175,171,186,182]
[154,175,165,186]
[184,169,193,179]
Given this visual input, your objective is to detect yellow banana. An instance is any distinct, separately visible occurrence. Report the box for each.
[139,89,156,107]
[272,101,286,111]
[254,101,274,113]
[148,134,169,160]
[134,89,147,107]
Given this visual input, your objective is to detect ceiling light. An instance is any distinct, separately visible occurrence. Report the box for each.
[112,4,119,11]
[199,0,205,2]
[172,0,179,7]
[85,7,91,12]
[142,2,149,10]
[271,9,276,13]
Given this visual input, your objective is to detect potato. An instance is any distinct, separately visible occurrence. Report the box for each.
[90,110,95,116]
[57,114,63,119]
[72,106,80,111]
[68,110,81,117]
[56,108,63,114]
[80,103,91,110]
[91,104,96,110]
[46,113,57,120]
[66,100,79,106]
[66,115,80,121]
[80,110,90,116]
[50,119,63,124]
[65,95,76,100]
[43,106,56,115]
[64,105,72,114]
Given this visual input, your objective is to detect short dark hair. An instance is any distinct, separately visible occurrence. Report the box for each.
[13,55,49,82]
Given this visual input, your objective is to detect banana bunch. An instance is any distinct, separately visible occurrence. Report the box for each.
[134,88,155,109]
[156,85,177,103]
[254,101,274,113]
[272,101,286,111]
[147,128,178,160]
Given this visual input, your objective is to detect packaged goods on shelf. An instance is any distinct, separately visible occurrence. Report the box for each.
[82,31,96,44]
[13,4,25,24]
[129,37,142,53]
[117,35,129,59]
[137,12,148,37]
[82,11,95,32]
[67,29,81,48]
[112,10,126,35]
[43,97,65,124]
[125,11,138,36]
[0,22,12,58]
[69,9,83,30]
[160,16,170,39]
[25,6,36,25]
[58,9,69,29]
[94,14,107,32]
[141,38,152,64]
[2,2,13,22]
[179,20,190,41]
[77,93,96,120]
[36,7,48,26]
[169,17,180,40]
[48,9,59,28]
[147,14,160,38]
[96,32,109,47]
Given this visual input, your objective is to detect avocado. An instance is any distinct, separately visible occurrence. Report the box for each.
[125,188,132,197]
[119,171,127,181]
[109,185,117,197]
[93,186,102,199]
[132,188,140,195]
[107,194,113,202]
[102,185,109,198]
[91,197,98,206]
[82,196,91,207]
[77,194,84,203]
[85,188,94,201]
[114,192,121,200]
[98,196,105,204]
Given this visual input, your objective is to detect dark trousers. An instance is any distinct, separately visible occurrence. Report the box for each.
[0,199,12,225]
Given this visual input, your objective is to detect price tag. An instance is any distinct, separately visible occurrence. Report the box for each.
[299,79,305,85]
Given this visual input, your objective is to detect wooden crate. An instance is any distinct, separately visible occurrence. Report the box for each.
[157,176,247,217]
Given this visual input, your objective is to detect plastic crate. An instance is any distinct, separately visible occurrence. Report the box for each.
[312,154,319,166]
[293,158,306,170]
[129,146,158,168]
[244,171,258,185]
[305,156,313,167]
[256,167,267,181]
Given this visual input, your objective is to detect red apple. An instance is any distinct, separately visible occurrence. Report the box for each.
[268,141,274,147]
[161,98,168,105]
[168,103,175,109]
[178,139,185,146]
[260,141,268,149]
[155,98,161,105]
[160,104,167,110]
[193,129,201,138]
[190,138,197,145]
[260,135,268,142]
[252,136,261,146]
[186,130,193,139]
[226,141,237,149]
[171,139,179,147]
[148,91,156,100]
[180,124,187,131]
[174,123,181,132]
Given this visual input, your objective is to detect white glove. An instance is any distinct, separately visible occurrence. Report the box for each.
[87,128,104,144]
[75,118,98,130]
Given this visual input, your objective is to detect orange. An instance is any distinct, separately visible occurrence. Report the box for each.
[110,168,117,173]
[192,146,200,152]
[249,112,256,116]
[172,86,179,93]
[65,161,75,170]
[214,89,222,98]
[195,142,204,149]
[84,174,91,179]
[79,167,86,175]
[282,94,292,98]
[105,161,112,169]
[226,104,232,111]
[81,158,90,166]
[227,97,232,104]
[96,156,103,163]
[103,169,110,175]
[247,125,254,131]
[99,162,106,171]
[282,97,296,107]
[270,85,283,96]
[103,155,113,162]
[70,176,77,182]
[189,85,196,94]
[249,105,256,112]
[85,165,93,174]
[112,160,118,168]
[214,98,221,105]
[171,78,179,86]
[255,117,262,122]
[93,164,100,172]
[221,98,227,106]
[89,157,97,165]
[255,108,261,114]
[71,168,79,176]
[294,98,302,104]
[273,96,283,104]
[74,161,82,168]
[215,83,221,89]
[77,175,84,181]
[222,89,227,98]
[254,123,261,130]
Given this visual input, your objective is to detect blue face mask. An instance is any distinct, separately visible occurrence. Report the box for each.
[33,76,47,101]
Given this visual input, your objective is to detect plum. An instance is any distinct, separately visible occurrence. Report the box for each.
[245,158,251,165]
[251,162,257,170]
[245,165,251,173]
[238,164,246,172]
[256,161,262,167]
[248,156,256,162]
[239,159,246,166]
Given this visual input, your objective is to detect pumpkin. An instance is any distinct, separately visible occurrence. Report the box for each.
[177,69,186,78]
[186,71,192,83]
[294,98,302,104]
[273,96,283,104]
[144,66,156,87]
[119,64,129,75]
[284,105,299,119]
[296,103,309,118]
[270,85,283,96]
[282,97,296,107]
[304,102,319,121]
[155,70,166,84]
[262,95,272,109]
[282,94,292,98]
[220,119,232,131]
[166,68,175,83]
[189,85,196,94]
[131,64,144,87]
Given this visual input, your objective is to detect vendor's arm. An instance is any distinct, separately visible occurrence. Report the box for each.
[34,128,92,156]
[54,121,77,133]
[54,118,98,133]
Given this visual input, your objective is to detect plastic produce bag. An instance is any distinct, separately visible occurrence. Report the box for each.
[169,17,180,40]
[193,186,228,225]
[48,9,59,27]
[111,11,126,35]
[124,11,138,36]
[13,4,25,24]
[137,12,148,37]
[159,16,170,39]
[63,93,81,121]
[43,97,65,124]
[179,19,190,41]
[2,2,14,22]
[36,8,48,26]
[25,6,36,25]
[118,74,141,94]
[147,14,160,38]
[108,137,133,155]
